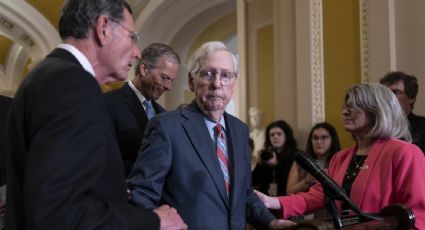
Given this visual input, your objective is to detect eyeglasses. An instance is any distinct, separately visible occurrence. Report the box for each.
[142,63,173,84]
[312,135,330,141]
[197,69,236,85]
[111,20,140,45]
[342,104,359,113]
[160,74,172,84]
[391,89,405,96]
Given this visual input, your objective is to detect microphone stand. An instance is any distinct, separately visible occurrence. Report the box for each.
[294,152,384,227]
[324,190,343,229]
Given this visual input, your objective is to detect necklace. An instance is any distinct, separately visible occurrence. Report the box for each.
[353,155,366,168]
[345,155,367,181]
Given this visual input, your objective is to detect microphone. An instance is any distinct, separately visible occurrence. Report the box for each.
[294,152,373,218]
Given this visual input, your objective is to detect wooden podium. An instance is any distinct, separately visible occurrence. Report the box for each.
[292,204,415,230]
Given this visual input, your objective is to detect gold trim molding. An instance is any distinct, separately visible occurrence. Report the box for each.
[310,0,325,123]
[359,0,370,83]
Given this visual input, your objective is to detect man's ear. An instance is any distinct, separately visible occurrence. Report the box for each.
[94,15,110,46]
[188,73,195,92]
[410,97,416,109]
[139,63,147,78]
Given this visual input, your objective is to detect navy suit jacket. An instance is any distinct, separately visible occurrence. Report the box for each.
[104,82,165,176]
[128,101,274,230]
[0,95,12,186]
[6,48,159,230]
[408,112,425,154]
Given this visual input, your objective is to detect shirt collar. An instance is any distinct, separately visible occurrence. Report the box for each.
[57,43,95,77]
[128,80,149,105]
[204,116,226,132]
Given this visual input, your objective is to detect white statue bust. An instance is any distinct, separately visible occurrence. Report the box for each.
[248,107,265,169]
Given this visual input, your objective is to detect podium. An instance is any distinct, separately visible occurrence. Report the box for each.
[292,204,415,230]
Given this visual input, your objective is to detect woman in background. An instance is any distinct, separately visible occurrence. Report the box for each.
[252,120,304,197]
[286,122,341,195]
[255,83,425,229]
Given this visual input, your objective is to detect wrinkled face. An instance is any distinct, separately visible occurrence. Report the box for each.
[139,57,180,100]
[311,128,332,158]
[342,103,371,137]
[189,50,236,113]
[383,80,414,115]
[269,127,285,149]
[102,9,141,83]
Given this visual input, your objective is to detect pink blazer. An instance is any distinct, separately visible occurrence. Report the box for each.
[278,138,425,229]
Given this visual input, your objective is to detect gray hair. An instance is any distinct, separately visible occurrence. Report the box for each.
[59,0,131,39]
[135,43,181,76]
[187,41,238,79]
[344,83,411,142]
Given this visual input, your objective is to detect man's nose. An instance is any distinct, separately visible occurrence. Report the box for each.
[211,74,222,88]
[133,46,141,59]
[164,80,172,91]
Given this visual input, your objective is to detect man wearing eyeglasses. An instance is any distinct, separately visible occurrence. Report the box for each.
[105,43,180,177]
[128,41,295,229]
[380,71,425,154]
[5,0,186,229]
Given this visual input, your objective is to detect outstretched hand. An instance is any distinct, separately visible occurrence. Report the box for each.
[254,190,281,209]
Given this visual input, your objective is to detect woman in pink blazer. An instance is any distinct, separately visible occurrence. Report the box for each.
[255,83,425,229]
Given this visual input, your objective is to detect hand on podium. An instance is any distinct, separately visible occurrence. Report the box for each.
[269,219,297,229]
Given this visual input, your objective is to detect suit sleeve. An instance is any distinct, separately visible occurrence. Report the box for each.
[246,187,275,227]
[128,116,172,209]
[19,69,158,229]
[243,128,275,227]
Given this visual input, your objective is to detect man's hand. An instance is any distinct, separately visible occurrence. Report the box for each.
[0,197,4,217]
[269,219,297,229]
[153,205,187,230]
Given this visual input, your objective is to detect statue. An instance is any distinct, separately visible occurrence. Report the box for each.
[248,107,265,170]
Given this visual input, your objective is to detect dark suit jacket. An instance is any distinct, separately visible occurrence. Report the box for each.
[0,95,12,186]
[6,48,159,230]
[104,83,165,177]
[408,112,425,154]
[128,101,274,230]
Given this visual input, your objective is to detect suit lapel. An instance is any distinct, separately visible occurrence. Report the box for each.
[120,83,149,127]
[152,101,166,114]
[181,102,230,209]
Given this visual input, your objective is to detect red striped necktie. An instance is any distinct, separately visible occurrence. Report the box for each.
[215,124,230,195]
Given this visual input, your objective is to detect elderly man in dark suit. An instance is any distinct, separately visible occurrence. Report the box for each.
[105,43,180,177]
[128,41,295,230]
[5,0,186,229]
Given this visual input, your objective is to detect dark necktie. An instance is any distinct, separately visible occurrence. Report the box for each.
[143,100,155,120]
[215,124,230,195]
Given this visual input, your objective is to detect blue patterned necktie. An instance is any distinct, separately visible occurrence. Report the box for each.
[143,100,155,120]
[215,124,230,195]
